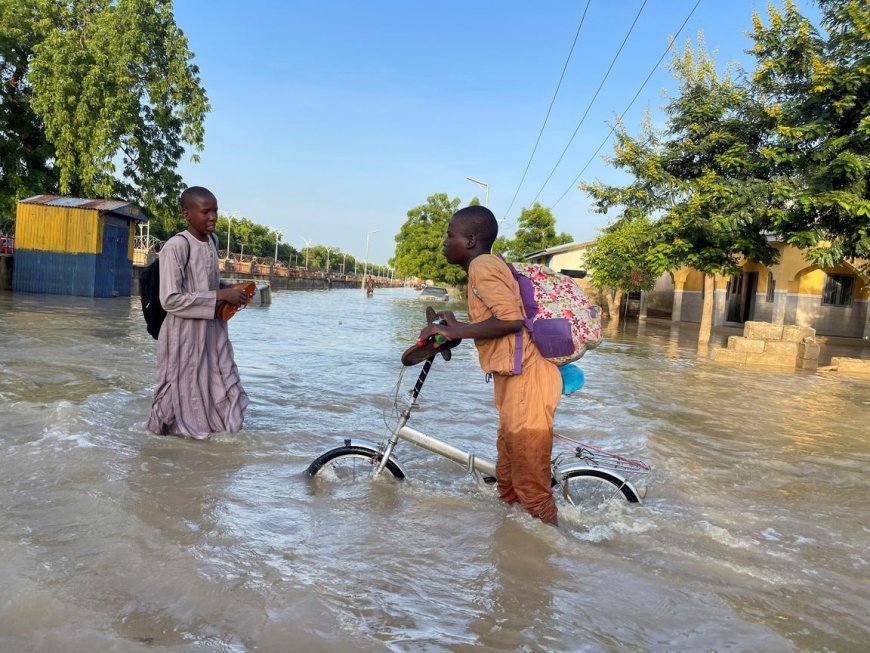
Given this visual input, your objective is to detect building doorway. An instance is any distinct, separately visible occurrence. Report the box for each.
[725,272,758,323]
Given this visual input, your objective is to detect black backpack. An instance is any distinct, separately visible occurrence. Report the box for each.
[140,235,190,339]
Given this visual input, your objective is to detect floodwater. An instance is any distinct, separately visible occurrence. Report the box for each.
[0,287,868,653]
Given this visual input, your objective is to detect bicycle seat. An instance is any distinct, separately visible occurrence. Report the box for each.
[401,306,462,366]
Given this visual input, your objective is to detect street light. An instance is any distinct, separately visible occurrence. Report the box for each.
[364,229,378,278]
[225,211,239,262]
[302,237,312,269]
[325,246,333,274]
[273,229,281,262]
[466,176,490,207]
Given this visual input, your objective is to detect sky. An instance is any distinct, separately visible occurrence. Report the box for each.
[171,0,822,266]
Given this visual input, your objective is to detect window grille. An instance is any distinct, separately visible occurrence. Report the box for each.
[822,274,854,306]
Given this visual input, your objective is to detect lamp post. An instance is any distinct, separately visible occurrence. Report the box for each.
[273,229,281,262]
[466,176,490,207]
[302,237,312,269]
[225,211,239,262]
[239,242,248,260]
[364,229,378,279]
[325,246,333,274]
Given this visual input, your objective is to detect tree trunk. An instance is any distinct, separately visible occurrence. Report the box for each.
[608,289,624,332]
[698,273,715,346]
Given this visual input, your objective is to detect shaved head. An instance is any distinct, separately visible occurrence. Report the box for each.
[180,186,215,210]
[451,206,498,250]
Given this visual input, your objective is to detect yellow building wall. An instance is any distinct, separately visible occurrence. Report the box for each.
[794,264,867,297]
[682,269,705,291]
[548,249,588,271]
[15,205,102,254]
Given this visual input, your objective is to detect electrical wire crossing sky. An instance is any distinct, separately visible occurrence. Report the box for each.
[173,0,814,265]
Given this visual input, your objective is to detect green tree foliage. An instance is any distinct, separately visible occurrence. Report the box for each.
[584,38,778,343]
[213,215,299,263]
[751,0,870,269]
[583,113,677,223]
[221,216,271,259]
[303,244,357,272]
[491,235,510,256]
[391,193,464,285]
[0,0,208,237]
[0,1,56,221]
[500,203,572,261]
[655,39,778,278]
[584,216,661,327]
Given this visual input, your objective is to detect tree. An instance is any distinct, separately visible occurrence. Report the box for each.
[656,40,778,343]
[583,216,661,329]
[0,0,209,235]
[491,235,510,256]
[582,116,675,327]
[500,203,572,261]
[583,39,778,345]
[0,1,57,220]
[391,193,464,285]
[751,0,870,270]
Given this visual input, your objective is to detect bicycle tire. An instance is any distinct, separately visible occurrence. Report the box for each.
[307,445,405,482]
[558,468,640,508]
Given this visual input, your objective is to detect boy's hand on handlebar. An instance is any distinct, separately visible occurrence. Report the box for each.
[417,323,456,348]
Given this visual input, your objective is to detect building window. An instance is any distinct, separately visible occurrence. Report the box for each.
[822,274,854,306]
[766,272,775,303]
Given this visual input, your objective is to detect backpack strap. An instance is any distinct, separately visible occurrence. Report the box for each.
[168,233,192,289]
[498,255,539,375]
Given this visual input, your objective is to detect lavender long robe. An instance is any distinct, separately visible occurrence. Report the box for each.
[147,231,249,438]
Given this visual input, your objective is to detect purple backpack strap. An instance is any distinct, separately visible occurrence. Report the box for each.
[499,256,538,375]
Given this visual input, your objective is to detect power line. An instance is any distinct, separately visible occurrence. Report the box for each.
[500,1,593,221]
[551,0,702,209]
[521,0,649,216]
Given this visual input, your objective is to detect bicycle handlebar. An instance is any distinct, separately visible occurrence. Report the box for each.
[401,310,461,366]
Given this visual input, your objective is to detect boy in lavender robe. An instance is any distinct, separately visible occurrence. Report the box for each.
[148,187,250,438]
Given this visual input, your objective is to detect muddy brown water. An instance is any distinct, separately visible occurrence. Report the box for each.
[0,288,867,652]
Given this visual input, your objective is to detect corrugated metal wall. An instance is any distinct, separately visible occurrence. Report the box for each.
[13,204,102,254]
[13,204,136,297]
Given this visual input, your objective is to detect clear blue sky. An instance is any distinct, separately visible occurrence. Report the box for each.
[172,0,820,266]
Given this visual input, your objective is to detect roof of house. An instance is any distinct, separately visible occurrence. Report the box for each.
[19,194,145,221]
[522,240,597,260]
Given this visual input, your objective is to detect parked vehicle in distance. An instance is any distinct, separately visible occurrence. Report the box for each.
[418,286,450,302]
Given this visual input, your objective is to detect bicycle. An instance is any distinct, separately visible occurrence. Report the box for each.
[307,310,649,510]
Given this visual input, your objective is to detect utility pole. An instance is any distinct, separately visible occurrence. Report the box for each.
[302,238,312,269]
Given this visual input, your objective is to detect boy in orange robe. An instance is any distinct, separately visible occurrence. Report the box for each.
[419,206,562,524]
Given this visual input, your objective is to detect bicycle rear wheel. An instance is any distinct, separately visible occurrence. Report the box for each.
[307,444,405,483]
[558,469,640,508]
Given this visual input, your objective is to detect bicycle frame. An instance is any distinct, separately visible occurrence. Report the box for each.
[372,355,496,486]
[368,354,640,502]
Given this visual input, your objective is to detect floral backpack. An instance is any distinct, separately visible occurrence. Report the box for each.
[501,257,602,371]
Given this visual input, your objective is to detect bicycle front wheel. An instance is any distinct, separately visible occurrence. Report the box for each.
[558,469,640,509]
[307,444,405,483]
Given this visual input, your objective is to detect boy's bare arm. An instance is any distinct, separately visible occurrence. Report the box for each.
[419,316,522,344]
